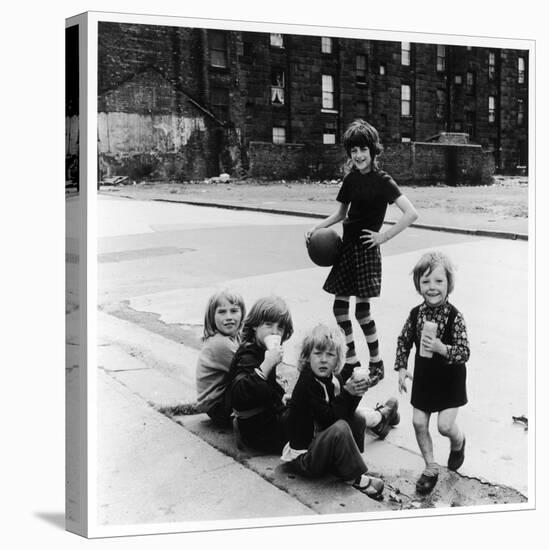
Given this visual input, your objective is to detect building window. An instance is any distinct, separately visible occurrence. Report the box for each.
[465,111,476,139]
[272,126,286,144]
[271,69,285,105]
[517,99,525,126]
[322,74,335,109]
[466,71,476,94]
[488,96,496,123]
[401,135,412,143]
[209,31,228,68]
[270,33,284,48]
[454,121,463,132]
[401,84,411,116]
[379,63,386,75]
[210,88,229,121]
[436,89,445,120]
[321,37,332,54]
[356,55,367,84]
[436,45,446,72]
[323,121,337,144]
[356,100,368,118]
[401,42,411,66]
[488,52,496,80]
[454,74,462,85]
[518,57,525,84]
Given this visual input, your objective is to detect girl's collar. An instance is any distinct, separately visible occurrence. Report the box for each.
[421,299,449,311]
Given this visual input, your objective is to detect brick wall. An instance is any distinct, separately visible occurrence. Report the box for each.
[380,142,494,186]
[248,142,346,179]
[93,23,527,183]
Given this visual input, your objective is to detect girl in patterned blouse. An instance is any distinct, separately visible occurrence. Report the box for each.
[395,251,469,495]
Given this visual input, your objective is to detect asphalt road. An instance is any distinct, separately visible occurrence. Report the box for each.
[95,194,530,497]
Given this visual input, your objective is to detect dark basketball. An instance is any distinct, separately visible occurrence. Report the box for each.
[307,228,343,267]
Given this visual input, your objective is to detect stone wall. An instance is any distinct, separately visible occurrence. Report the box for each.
[380,142,494,186]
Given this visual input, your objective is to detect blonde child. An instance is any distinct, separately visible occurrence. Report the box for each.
[306,119,418,388]
[281,324,386,499]
[395,252,469,494]
[196,289,246,428]
[229,296,294,453]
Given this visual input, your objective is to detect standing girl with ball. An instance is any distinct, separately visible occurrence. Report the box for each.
[306,119,418,387]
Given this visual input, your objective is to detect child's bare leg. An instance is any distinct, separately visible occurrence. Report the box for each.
[413,408,439,493]
[437,407,463,449]
[333,295,358,366]
[412,408,435,467]
[438,407,466,470]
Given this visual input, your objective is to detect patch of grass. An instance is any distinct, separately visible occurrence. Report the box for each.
[157,402,202,417]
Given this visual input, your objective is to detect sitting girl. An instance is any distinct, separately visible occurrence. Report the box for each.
[196,289,246,428]
[229,295,294,453]
[395,251,470,495]
[281,323,385,500]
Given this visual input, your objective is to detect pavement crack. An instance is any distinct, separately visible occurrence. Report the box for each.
[99,303,202,350]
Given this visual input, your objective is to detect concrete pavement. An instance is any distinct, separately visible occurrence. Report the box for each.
[93,196,531,534]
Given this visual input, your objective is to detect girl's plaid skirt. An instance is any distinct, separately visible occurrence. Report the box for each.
[323,241,381,298]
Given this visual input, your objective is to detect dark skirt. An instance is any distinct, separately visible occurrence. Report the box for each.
[323,241,381,298]
[411,355,467,413]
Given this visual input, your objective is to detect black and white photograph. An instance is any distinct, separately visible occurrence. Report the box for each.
[5,1,546,549]
[64,9,536,538]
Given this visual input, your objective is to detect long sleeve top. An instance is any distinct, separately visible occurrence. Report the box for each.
[229,342,286,414]
[196,333,238,409]
[394,301,470,370]
[286,368,361,452]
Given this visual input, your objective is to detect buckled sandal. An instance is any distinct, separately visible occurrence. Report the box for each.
[371,397,399,440]
[354,475,385,500]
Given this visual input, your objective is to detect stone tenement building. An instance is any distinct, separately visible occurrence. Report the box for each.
[94,22,529,184]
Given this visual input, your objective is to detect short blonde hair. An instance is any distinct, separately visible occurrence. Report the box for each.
[412,251,456,295]
[202,289,246,340]
[297,324,347,374]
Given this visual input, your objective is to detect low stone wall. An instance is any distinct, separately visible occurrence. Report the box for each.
[380,142,494,186]
[248,142,345,180]
[248,140,494,185]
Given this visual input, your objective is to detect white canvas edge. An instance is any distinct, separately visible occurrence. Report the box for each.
[65,9,537,538]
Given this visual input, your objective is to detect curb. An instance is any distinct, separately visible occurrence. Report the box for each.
[129,195,528,242]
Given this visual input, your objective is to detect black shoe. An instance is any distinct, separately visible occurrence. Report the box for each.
[416,471,438,494]
[448,436,466,471]
[371,397,399,440]
[366,360,384,389]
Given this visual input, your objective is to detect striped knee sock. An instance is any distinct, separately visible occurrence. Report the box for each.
[355,298,381,363]
[333,296,358,366]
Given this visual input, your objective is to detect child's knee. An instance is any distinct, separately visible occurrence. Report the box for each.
[329,419,353,439]
[437,419,455,437]
[412,416,429,434]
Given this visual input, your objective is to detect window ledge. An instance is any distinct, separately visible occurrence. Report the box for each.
[321,108,339,114]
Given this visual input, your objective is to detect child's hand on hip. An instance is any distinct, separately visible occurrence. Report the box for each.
[305,229,314,245]
[398,369,413,393]
[361,229,387,248]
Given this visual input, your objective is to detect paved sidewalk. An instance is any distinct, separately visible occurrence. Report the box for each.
[97,370,314,531]
[92,196,531,535]
[96,310,527,531]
